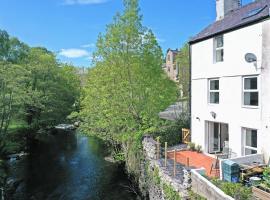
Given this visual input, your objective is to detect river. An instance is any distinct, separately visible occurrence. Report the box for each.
[6,131,137,200]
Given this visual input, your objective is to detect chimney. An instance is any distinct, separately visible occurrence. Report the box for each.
[216,0,241,21]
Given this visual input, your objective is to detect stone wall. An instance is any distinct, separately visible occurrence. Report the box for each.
[191,168,234,200]
[142,136,191,200]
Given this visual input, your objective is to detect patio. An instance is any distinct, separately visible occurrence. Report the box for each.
[168,150,220,178]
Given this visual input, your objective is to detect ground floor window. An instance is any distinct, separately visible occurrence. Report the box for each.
[242,128,257,155]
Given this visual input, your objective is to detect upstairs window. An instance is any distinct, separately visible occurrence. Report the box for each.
[209,79,219,104]
[214,35,224,63]
[243,77,259,107]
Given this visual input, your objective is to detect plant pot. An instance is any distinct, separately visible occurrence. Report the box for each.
[252,186,270,200]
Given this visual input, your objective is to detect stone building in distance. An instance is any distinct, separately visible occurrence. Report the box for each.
[163,48,180,82]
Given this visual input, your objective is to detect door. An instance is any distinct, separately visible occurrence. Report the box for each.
[208,122,221,153]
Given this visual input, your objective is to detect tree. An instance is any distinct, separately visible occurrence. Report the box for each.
[176,43,190,98]
[80,0,178,144]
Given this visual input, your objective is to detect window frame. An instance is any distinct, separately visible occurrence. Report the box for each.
[214,35,224,63]
[242,128,258,156]
[208,79,220,104]
[242,76,259,108]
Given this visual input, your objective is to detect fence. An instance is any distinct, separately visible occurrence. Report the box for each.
[155,137,189,178]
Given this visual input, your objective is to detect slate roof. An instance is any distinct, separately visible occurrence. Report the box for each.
[190,0,270,44]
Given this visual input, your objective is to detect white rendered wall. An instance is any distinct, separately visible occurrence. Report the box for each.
[191,22,267,158]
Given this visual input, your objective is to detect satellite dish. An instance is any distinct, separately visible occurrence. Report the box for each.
[245,53,257,63]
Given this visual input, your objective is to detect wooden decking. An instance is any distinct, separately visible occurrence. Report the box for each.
[168,150,219,178]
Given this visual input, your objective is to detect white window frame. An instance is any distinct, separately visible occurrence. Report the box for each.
[208,79,219,104]
[242,76,259,108]
[214,35,224,63]
[242,128,258,156]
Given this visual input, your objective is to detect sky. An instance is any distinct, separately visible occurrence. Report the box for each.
[0,0,253,67]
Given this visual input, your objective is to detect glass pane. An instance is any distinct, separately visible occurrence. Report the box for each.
[216,36,223,48]
[210,92,219,104]
[246,129,257,148]
[210,80,219,90]
[244,77,257,90]
[244,92,258,106]
[245,148,257,155]
[216,49,224,62]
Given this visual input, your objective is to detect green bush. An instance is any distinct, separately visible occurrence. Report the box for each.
[151,117,189,147]
[195,145,202,153]
[263,167,270,188]
[163,183,182,200]
[188,142,196,151]
[212,179,252,200]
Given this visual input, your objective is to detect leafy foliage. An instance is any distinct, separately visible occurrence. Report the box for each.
[79,0,178,145]
[263,167,270,187]
[0,29,81,157]
[176,43,190,99]
[163,183,182,200]
[212,179,252,200]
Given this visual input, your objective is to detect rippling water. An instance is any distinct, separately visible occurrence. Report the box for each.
[8,132,137,200]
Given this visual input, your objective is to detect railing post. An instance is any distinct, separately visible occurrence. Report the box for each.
[164,142,167,167]
[187,157,190,167]
[156,137,160,160]
[173,149,176,177]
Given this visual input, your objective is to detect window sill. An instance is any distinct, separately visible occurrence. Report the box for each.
[242,105,259,109]
[208,103,219,106]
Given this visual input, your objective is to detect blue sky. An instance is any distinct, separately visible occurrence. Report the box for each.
[0,0,252,67]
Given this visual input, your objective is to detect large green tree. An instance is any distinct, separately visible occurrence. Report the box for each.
[80,0,178,144]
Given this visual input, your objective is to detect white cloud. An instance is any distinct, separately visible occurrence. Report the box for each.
[63,0,108,5]
[59,48,90,58]
[157,38,166,43]
[81,43,95,48]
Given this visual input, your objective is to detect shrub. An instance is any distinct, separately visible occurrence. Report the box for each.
[163,183,181,200]
[263,167,270,188]
[188,142,196,151]
[195,145,202,153]
[212,179,252,200]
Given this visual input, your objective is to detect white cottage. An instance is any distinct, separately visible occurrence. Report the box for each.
[190,0,270,162]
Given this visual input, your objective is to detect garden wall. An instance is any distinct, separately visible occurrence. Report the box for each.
[191,168,234,200]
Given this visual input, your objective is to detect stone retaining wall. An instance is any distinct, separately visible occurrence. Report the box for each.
[142,136,191,200]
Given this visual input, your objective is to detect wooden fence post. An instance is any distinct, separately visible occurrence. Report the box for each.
[173,149,176,177]
[164,142,167,167]
[187,157,190,167]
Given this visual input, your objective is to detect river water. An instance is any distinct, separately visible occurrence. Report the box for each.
[7,132,137,200]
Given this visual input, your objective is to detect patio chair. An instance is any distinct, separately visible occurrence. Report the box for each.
[221,147,232,159]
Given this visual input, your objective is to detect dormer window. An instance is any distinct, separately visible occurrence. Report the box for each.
[214,35,224,63]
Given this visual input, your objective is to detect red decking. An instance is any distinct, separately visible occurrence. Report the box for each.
[168,150,219,178]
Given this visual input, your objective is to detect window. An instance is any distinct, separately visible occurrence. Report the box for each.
[243,77,259,106]
[243,128,258,155]
[167,54,171,62]
[214,35,224,63]
[209,79,219,104]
